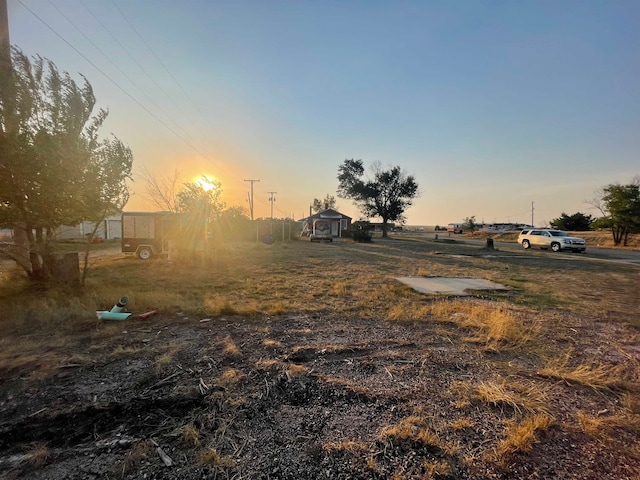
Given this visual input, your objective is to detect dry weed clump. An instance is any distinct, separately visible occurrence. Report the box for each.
[494,414,554,460]
[27,443,50,468]
[538,351,625,390]
[181,423,201,447]
[468,380,548,414]
[429,300,537,349]
[119,440,154,477]
[221,336,241,359]
[262,338,282,348]
[217,368,245,386]
[322,440,370,453]
[285,363,308,380]
[576,398,640,442]
[386,299,430,321]
[422,459,452,478]
[197,447,234,467]
[449,418,475,431]
[380,416,442,449]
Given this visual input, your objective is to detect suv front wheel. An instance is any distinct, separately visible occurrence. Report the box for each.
[550,242,561,253]
[522,239,530,249]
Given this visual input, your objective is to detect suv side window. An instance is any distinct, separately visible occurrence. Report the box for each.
[520,230,530,235]
[530,231,542,236]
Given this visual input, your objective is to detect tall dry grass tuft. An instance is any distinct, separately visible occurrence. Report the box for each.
[576,396,640,442]
[429,300,537,349]
[495,414,554,460]
[538,351,623,390]
[463,379,550,415]
[386,299,430,321]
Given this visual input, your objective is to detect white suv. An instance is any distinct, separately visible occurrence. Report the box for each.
[517,229,586,253]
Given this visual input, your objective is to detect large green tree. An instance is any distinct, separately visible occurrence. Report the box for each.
[593,180,640,246]
[0,48,133,280]
[549,212,594,231]
[337,159,419,238]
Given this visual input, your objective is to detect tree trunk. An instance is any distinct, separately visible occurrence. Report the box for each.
[382,219,388,238]
[43,252,80,287]
[612,226,622,246]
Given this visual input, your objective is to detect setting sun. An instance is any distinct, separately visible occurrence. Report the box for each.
[195,176,216,191]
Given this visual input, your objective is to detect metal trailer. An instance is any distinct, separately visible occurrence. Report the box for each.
[121,212,172,260]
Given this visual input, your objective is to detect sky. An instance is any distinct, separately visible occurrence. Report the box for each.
[6,0,640,226]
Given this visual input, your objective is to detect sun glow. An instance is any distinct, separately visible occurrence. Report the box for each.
[195,175,217,191]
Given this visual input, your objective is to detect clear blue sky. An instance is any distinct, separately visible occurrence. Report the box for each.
[8,0,640,226]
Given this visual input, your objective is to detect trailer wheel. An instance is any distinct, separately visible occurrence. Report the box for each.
[137,246,153,260]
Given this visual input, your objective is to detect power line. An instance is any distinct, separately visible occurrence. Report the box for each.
[109,1,216,142]
[16,0,217,166]
[49,0,195,145]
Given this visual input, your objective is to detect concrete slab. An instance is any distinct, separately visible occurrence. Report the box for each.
[396,276,509,296]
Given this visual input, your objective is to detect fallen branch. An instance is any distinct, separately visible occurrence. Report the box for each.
[147,371,184,390]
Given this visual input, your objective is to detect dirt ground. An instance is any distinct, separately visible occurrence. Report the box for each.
[1,313,638,479]
[0,238,639,479]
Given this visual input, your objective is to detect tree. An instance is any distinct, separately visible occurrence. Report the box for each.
[213,206,253,241]
[140,166,182,212]
[549,212,594,231]
[311,194,338,212]
[592,179,640,246]
[176,177,224,216]
[78,135,133,284]
[462,216,477,234]
[337,159,419,238]
[0,48,133,281]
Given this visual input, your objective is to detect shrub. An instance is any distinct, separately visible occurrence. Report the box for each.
[350,221,373,242]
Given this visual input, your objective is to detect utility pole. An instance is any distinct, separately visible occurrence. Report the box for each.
[244,179,259,220]
[531,201,535,227]
[268,192,277,219]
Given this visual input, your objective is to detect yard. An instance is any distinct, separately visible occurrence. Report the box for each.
[0,236,638,479]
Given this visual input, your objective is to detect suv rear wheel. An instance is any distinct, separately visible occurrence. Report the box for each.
[522,239,530,249]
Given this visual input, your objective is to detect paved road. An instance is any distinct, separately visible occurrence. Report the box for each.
[398,232,640,266]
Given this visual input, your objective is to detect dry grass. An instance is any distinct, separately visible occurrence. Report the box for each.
[181,423,201,447]
[576,396,640,442]
[380,416,442,448]
[429,300,538,350]
[27,443,50,468]
[453,379,550,415]
[495,414,554,459]
[217,368,244,386]
[197,447,234,467]
[538,351,624,390]
[322,440,369,453]
[221,336,241,359]
[155,342,186,372]
[449,418,475,430]
[422,459,452,479]
[119,440,154,477]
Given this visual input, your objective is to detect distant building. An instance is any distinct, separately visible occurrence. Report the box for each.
[55,215,123,240]
[300,209,352,238]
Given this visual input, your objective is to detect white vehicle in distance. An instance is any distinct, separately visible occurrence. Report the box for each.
[517,229,587,253]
